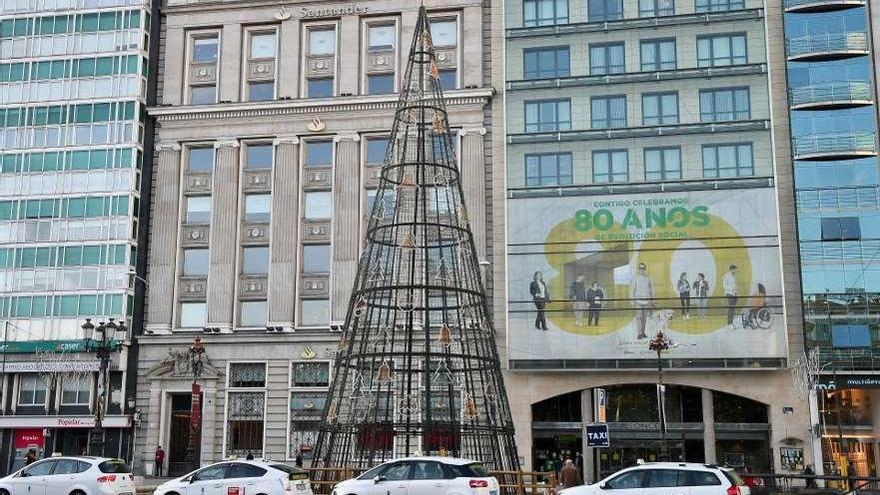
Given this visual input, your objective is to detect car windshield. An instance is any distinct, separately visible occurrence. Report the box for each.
[358,464,388,480]
[722,469,746,486]
[98,460,131,473]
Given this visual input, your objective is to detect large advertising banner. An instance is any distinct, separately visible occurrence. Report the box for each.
[506,188,786,363]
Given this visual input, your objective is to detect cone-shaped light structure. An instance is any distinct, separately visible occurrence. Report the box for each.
[311,6,519,474]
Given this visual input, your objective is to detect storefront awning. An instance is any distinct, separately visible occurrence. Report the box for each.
[0,415,131,428]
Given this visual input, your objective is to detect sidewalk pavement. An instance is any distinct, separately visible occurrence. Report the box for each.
[133,475,173,494]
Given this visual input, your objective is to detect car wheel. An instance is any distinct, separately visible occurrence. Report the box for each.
[70,491,86,495]
[0,489,9,495]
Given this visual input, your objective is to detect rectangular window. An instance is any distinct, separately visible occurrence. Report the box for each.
[640,39,676,71]
[699,88,750,122]
[244,194,271,223]
[366,137,389,165]
[702,143,754,177]
[239,300,267,327]
[523,0,570,26]
[523,46,570,79]
[430,18,458,90]
[179,302,207,328]
[300,299,330,326]
[589,0,623,21]
[642,92,679,125]
[185,196,211,224]
[188,147,214,173]
[696,0,745,12]
[639,0,675,16]
[242,246,269,274]
[230,363,266,387]
[302,244,331,273]
[525,153,573,187]
[304,192,332,219]
[188,33,219,105]
[697,34,747,67]
[525,99,571,132]
[365,21,397,95]
[246,144,273,170]
[305,26,336,98]
[590,43,625,75]
[18,375,47,406]
[291,362,331,388]
[593,150,629,183]
[246,30,277,102]
[182,248,209,276]
[305,141,333,167]
[821,217,862,241]
[226,391,265,457]
[591,95,627,129]
[831,324,871,348]
[369,24,395,51]
[61,376,90,405]
[644,147,682,181]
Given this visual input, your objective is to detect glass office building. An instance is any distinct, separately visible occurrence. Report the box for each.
[0,0,150,469]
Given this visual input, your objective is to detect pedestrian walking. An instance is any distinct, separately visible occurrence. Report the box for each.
[25,449,37,465]
[561,459,581,489]
[154,445,165,477]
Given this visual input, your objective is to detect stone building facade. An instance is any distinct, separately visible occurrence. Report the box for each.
[134,0,495,475]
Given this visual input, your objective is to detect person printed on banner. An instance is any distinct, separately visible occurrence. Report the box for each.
[743,283,767,328]
[723,265,738,329]
[630,263,654,339]
[676,272,691,320]
[530,271,550,331]
[693,273,710,319]
[587,281,604,326]
[569,274,588,327]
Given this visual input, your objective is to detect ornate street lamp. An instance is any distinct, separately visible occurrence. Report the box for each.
[184,336,205,472]
[82,317,126,456]
[649,330,672,461]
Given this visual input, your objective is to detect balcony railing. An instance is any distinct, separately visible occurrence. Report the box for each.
[792,133,876,160]
[784,0,865,12]
[787,31,869,60]
[790,81,874,109]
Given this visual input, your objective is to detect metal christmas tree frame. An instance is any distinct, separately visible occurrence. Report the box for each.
[311,6,519,474]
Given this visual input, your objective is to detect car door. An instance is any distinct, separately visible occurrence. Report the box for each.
[368,461,411,495]
[185,464,229,495]
[225,463,269,494]
[12,460,55,495]
[407,461,448,495]
[44,459,83,495]
[644,469,690,495]
[602,468,647,495]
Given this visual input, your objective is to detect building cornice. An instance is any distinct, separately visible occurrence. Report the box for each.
[148,88,494,123]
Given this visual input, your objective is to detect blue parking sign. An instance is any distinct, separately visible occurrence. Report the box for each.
[585,423,610,447]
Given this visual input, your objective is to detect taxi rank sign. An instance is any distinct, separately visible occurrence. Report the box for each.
[585,424,610,448]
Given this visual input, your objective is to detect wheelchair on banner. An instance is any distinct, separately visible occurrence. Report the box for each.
[741,283,772,330]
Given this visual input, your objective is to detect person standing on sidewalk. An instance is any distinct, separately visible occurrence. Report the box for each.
[154,446,165,477]
[561,459,581,488]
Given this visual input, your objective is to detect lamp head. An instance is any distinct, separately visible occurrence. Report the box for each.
[81,318,95,341]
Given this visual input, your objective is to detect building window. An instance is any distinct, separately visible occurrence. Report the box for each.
[525,99,571,132]
[642,92,679,125]
[188,147,214,173]
[697,34,747,67]
[305,26,336,98]
[644,147,682,181]
[593,150,629,183]
[244,194,271,223]
[18,375,47,406]
[305,141,333,167]
[185,196,211,224]
[366,137,389,165]
[187,33,219,105]
[589,0,623,21]
[300,300,329,326]
[226,363,266,458]
[590,43,625,75]
[61,375,90,406]
[821,217,861,241]
[179,302,207,328]
[702,143,754,177]
[304,192,332,219]
[639,0,674,16]
[591,95,627,129]
[525,153,573,187]
[524,46,570,79]
[242,246,269,275]
[246,29,277,102]
[523,0,569,26]
[239,300,267,327]
[246,144,273,170]
[289,391,326,460]
[302,244,331,273]
[696,0,744,12]
[699,87,750,122]
[640,39,676,71]
[291,362,331,388]
[182,248,209,276]
[430,18,459,90]
[365,21,397,95]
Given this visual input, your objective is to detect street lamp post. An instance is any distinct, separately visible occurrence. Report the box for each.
[649,330,671,461]
[81,317,126,457]
[184,337,205,473]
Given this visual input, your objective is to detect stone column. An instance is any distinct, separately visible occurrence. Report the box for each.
[458,126,487,261]
[268,136,300,331]
[338,17,359,96]
[201,385,217,466]
[206,139,240,332]
[219,23,242,102]
[331,133,361,322]
[146,142,181,334]
[702,388,717,463]
[163,28,185,106]
[278,18,301,99]
[462,6,483,88]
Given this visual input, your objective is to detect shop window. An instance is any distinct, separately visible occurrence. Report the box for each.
[18,374,47,406]
[531,390,582,422]
[831,324,871,348]
[713,391,768,423]
[821,217,861,241]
